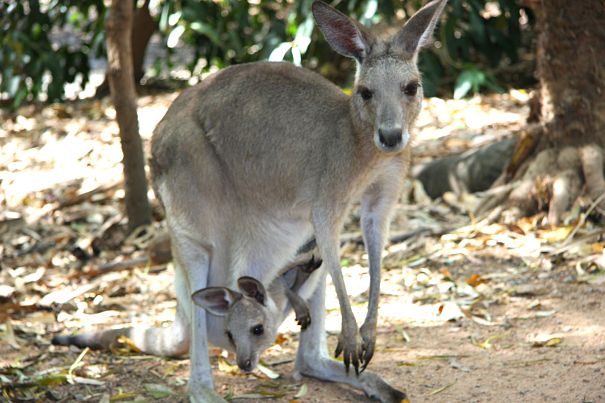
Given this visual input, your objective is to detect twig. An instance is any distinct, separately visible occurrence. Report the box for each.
[56,180,122,210]
[562,191,605,246]
[68,255,150,279]
[67,348,90,384]
[546,227,605,255]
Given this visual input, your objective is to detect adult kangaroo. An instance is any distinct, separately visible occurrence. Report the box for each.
[150,0,446,401]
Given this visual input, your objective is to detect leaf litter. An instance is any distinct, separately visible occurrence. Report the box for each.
[1,92,604,402]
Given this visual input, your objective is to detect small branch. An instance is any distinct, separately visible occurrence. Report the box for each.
[561,191,605,246]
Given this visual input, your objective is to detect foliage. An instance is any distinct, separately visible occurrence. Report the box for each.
[0,0,533,108]
[160,0,534,96]
[0,0,105,108]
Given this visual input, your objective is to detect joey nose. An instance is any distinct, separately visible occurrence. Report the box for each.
[378,128,402,148]
[239,359,253,372]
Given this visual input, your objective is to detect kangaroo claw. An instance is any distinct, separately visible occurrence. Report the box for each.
[296,313,311,330]
[359,321,377,372]
[335,326,364,376]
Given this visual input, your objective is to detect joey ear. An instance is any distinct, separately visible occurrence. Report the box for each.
[192,287,241,316]
[393,0,447,56]
[312,1,371,62]
[237,276,266,306]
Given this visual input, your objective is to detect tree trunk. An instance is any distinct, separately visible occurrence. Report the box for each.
[95,0,156,98]
[106,0,152,232]
[481,0,605,225]
[131,0,156,84]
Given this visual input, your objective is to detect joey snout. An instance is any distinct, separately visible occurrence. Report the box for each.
[236,353,258,373]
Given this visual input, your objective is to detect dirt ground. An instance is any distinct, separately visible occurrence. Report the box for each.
[1,91,604,402]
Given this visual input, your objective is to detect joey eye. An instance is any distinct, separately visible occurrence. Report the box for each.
[402,82,419,96]
[358,87,373,101]
[251,324,264,336]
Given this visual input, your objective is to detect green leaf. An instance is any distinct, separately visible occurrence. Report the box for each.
[190,22,221,46]
[454,70,475,99]
[144,383,175,399]
[167,25,185,49]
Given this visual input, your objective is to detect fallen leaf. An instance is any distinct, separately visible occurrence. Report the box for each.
[538,226,574,243]
[4,320,21,349]
[0,284,16,299]
[426,380,456,396]
[257,363,280,380]
[466,274,487,287]
[473,334,504,350]
[144,383,174,399]
[273,333,288,346]
[531,337,562,348]
[439,267,453,280]
[294,384,308,398]
[217,357,239,375]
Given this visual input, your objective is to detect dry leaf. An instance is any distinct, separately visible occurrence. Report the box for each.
[531,337,562,348]
[294,384,308,399]
[467,274,487,287]
[217,357,240,375]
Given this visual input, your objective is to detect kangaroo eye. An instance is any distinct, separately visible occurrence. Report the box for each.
[251,324,264,336]
[402,82,419,96]
[358,87,373,101]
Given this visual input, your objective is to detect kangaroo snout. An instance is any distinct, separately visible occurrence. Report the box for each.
[376,127,408,152]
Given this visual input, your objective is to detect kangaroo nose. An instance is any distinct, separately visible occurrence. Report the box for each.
[378,127,402,148]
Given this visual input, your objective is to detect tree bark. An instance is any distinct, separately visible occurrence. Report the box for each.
[106,0,152,232]
[529,0,605,147]
[95,0,156,98]
[478,0,605,225]
[131,0,156,84]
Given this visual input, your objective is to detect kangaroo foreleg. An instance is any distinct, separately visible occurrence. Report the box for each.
[359,179,401,370]
[312,208,363,375]
[283,254,323,330]
[285,287,312,329]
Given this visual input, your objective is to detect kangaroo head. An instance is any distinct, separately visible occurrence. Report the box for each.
[312,0,447,154]
[192,276,279,372]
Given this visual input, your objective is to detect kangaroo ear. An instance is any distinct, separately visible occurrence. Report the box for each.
[312,1,371,62]
[237,276,266,306]
[393,0,447,56]
[192,287,241,316]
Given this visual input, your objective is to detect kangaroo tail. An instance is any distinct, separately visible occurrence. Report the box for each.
[51,328,129,351]
[52,315,190,358]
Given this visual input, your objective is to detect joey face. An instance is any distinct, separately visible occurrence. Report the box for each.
[225,297,277,372]
[191,276,277,373]
[353,57,423,153]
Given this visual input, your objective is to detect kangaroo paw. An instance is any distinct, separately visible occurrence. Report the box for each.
[295,307,312,330]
